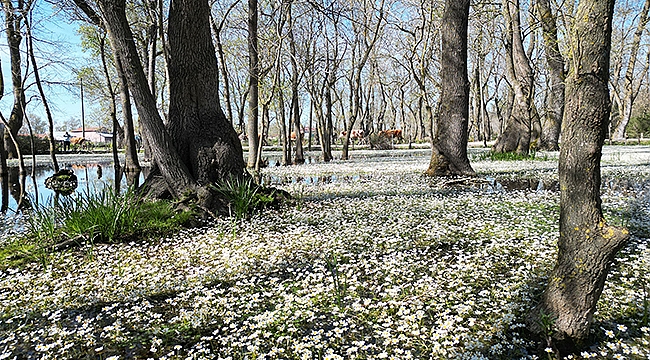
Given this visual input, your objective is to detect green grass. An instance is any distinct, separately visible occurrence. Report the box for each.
[1,188,195,269]
[476,149,548,161]
[213,176,281,219]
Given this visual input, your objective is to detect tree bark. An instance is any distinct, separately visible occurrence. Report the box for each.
[425,0,474,177]
[167,0,245,184]
[114,55,140,173]
[612,0,650,141]
[537,0,565,151]
[530,0,629,353]
[98,0,195,197]
[492,0,535,155]
[287,2,304,164]
[247,0,259,168]
[2,0,27,159]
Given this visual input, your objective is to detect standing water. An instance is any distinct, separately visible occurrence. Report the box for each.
[1,160,145,214]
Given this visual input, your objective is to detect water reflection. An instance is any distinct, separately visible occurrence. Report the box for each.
[0,162,145,213]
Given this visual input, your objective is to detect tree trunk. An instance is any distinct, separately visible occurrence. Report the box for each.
[537,0,564,151]
[530,0,629,354]
[493,0,535,155]
[24,12,59,172]
[98,0,196,197]
[247,0,259,168]
[145,0,158,97]
[99,30,121,179]
[211,8,236,125]
[287,3,304,165]
[2,0,26,159]
[425,0,474,177]
[167,0,245,184]
[278,83,291,166]
[115,55,141,173]
[612,0,650,141]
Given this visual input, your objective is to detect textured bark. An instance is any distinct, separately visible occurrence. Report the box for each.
[247,0,260,168]
[167,0,245,184]
[537,0,565,151]
[425,0,474,177]
[287,3,304,164]
[98,0,195,196]
[114,55,140,172]
[612,0,650,141]
[2,0,26,159]
[493,0,535,155]
[531,0,629,353]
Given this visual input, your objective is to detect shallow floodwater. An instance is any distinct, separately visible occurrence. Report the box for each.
[0,162,144,213]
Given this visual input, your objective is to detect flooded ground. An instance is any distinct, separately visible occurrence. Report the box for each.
[2,145,649,213]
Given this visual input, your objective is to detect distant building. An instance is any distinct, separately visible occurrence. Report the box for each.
[64,127,113,144]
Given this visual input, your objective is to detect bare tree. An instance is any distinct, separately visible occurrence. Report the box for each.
[341,0,386,160]
[425,0,474,176]
[537,0,565,151]
[492,0,536,155]
[1,0,32,159]
[610,0,650,141]
[247,0,260,168]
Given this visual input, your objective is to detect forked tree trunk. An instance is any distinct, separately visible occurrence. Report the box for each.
[98,0,196,197]
[425,0,474,177]
[530,0,629,354]
[492,0,535,155]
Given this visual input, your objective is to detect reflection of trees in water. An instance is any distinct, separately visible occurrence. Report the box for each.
[1,162,147,212]
[1,175,7,212]
[1,166,31,211]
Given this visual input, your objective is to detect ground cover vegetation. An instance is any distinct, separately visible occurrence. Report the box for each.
[1,147,649,359]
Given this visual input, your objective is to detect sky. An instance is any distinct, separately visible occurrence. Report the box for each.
[0,1,88,131]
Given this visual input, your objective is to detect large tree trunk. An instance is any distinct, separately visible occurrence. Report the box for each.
[537,0,565,151]
[492,0,535,155]
[98,0,196,197]
[530,0,629,354]
[425,0,474,177]
[166,0,245,184]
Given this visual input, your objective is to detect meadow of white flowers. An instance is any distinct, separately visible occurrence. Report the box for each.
[0,146,648,360]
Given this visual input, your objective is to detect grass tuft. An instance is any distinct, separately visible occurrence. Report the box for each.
[214,176,280,219]
[1,188,194,269]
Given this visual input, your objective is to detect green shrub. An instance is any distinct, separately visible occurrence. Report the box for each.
[16,135,51,155]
